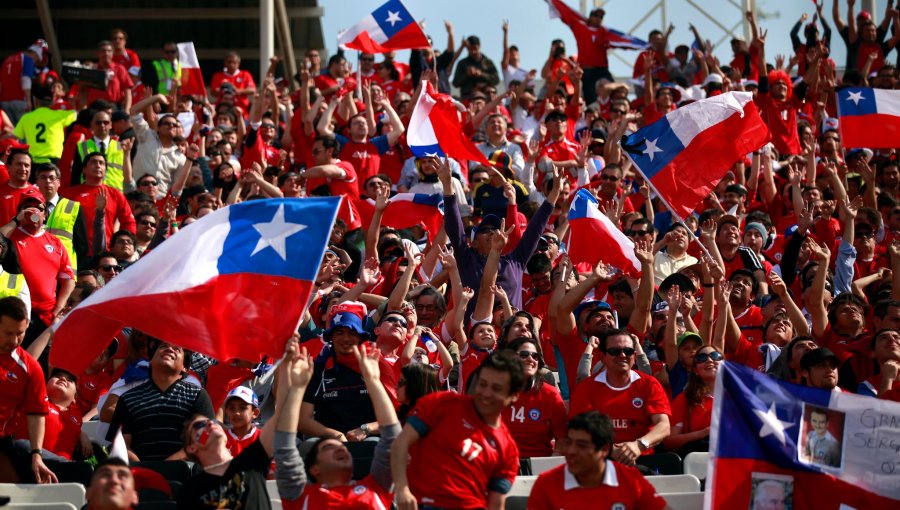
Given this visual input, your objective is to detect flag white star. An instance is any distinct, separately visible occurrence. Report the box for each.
[424,151,439,157]
[846,90,865,105]
[753,403,795,445]
[385,10,402,26]
[250,204,307,260]
[642,138,664,162]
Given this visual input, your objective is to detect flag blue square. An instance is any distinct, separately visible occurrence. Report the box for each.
[838,88,878,117]
[622,116,685,179]
[372,0,413,39]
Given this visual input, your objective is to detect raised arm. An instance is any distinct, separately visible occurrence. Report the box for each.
[374,90,406,147]
[847,0,858,43]
[807,240,832,338]
[628,240,655,335]
[273,338,313,501]
[501,20,511,69]
[315,96,339,136]
[129,93,168,116]
[352,344,400,492]
[663,286,683,369]
[365,186,390,263]
[832,0,847,33]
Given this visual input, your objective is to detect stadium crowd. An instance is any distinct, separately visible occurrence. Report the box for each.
[0,0,899,508]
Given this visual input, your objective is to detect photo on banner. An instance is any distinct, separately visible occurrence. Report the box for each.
[750,472,794,510]
[798,404,845,470]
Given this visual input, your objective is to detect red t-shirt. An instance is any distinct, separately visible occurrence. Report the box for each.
[554,326,594,397]
[0,347,49,436]
[61,183,136,253]
[240,128,280,170]
[18,400,80,460]
[0,52,32,102]
[85,63,134,106]
[632,49,673,82]
[503,382,568,458]
[458,343,491,395]
[539,138,580,188]
[550,0,611,68]
[112,49,141,79]
[74,368,116,417]
[569,370,672,449]
[734,305,765,346]
[10,228,74,323]
[406,392,519,509]
[327,160,363,231]
[0,182,42,226]
[729,47,760,81]
[671,392,713,434]
[284,475,392,510]
[211,69,257,112]
[225,425,261,457]
[313,74,357,101]
[528,461,668,510]
[727,333,766,371]
[755,92,801,155]
[336,135,391,193]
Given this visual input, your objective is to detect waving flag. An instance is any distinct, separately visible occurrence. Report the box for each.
[622,91,769,218]
[408,82,490,165]
[50,198,340,375]
[837,87,900,149]
[547,0,649,50]
[358,193,444,236]
[567,188,641,277]
[176,42,205,96]
[707,362,900,509]
[338,0,430,53]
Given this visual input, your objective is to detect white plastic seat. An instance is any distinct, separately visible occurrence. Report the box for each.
[661,491,705,510]
[645,474,701,493]
[266,479,279,499]
[683,451,709,481]
[270,499,284,510]
[81,420,110,446]
[3,504,78,510]
[507,475,537,497]
[528,455,565,475]
[0,483,86,507]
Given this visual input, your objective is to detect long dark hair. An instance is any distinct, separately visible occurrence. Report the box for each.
[503,337,544,391]
[683,346,722,408]
[397,363,441,423]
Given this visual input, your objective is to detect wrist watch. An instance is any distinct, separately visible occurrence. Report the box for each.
[360,423,370,436]
[636,438,650,452]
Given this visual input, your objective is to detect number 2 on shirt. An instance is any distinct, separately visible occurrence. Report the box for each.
[460,437,484,462]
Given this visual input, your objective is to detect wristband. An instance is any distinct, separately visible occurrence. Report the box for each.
[702,283,715,288]
[30,449,41,456]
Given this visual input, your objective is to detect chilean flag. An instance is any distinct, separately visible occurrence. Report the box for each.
[337,0,430,54]
[708,362,900,509]
[837,87,900,149]
[547,0,648,50]
[49,198,340,375]
[622,91,770,218]
[177,42,206,96]
[408,82,490,165]
[567,188,641,277]
[358,192,444,236]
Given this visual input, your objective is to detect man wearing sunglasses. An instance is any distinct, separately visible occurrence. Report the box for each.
[570,329,671,466]
[71,110,125,189]
[127,94,187,197]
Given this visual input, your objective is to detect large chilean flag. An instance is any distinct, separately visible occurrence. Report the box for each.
[622,91,770,218]
[567,188,641,277]
[408,82,491,166]
[707,362,900,509]
[337,0,430,54]
[50,198,340,375]
[358,192,444,236]
[837,87,900,149]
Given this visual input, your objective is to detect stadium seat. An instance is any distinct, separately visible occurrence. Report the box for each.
[518,457,532,476]
[505,495,528,510]
[81,420,110,446]
[637,452,683,475]
[507,475,537,497]
[646,474,701,493]
[266,479,278,499]
[661,491,704,510]
[0,483,86,507]
[345,440,378,480]
[271,498,284,510]
[683,451,709,481]
[133,460,197,487]
[43,460,93,485]
[3,504,78,510]
[528,456,565,475]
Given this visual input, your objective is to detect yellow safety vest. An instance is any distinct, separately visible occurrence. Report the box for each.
[46,197,81,271]
[77,139,124,191]
[0,272,25,300]
[152,60,182,95]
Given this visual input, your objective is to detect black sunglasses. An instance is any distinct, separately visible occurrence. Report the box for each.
[139,180,159,186]
[628,229,651,236]
[381,316,408,328]
[139,220,157,228]
[100,264,123,272]
[605,347,635,357]
[517,351,541,361]
[695,351,724,364]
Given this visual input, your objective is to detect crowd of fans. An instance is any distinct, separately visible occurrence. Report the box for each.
[0,0,899,508]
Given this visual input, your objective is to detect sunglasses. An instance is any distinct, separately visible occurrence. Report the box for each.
[518,351,541,361]
[605,347,635,357]
[695,351,724,364]
[629,230,651,236]
[139,220,157,228]
[139,180,159,186]
[159,122,177,127]
[599,174,619,181]
[381,316,408,328]
[100,264,124,273]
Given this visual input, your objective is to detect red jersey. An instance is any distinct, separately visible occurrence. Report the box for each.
[632,49,673,82]
[733,305,764,345]
[727,333,766,371]
[407,392,519,509]
[550,0,611,68]
[524,291,555,370]
[569,370,671,449]
[284,475,391,510]
[0,52,34,102]
[211,69,256,112]
[0,182,42,226]
[85,62,134,106]
[74,368,116,417]
[61,184,136,253]
[642,102,675,127]
[554,326,594,397]
[336,135,391,192]
[729,47,760,81]
[528,461,668,510]
[670,392,713,434]
[539,138,580,188]
[9,228,74,324]
[458,344,491,395]
[240,127,280,170]
[314,74,357,101]
[755,92,801,155]
[0,347,49,436]
[18,400,80,460]
[226,426,261,457]
[504,382,568,458]
[327,160,363,231]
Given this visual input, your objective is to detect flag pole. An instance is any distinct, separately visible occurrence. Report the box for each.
[621,147,715,262]
[356,50,364,101]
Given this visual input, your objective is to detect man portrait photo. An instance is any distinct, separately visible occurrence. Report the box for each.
[800,405,843,468]
[751,473,792,510]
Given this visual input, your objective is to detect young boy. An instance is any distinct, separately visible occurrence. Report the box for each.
[222,386,261,456]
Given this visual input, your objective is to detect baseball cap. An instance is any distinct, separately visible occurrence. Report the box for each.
[475,214,503,234]
[324,301,371,341]
[660,272,696,295]
[545,110,567,123]
[652,301,670,315]
[703,74,724,87]
[574,300,612,321]
[847,148,873,163]
[225,386,259,408]
[800,347,841,371]
[677,332,703,347]
[19,193,46,207]
[725,184,748,196]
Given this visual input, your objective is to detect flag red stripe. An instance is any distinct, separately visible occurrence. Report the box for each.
[839,113,900,149]
[180,68,206,96]
[428,96,491,165]
[344,32,391,54]
[50,274,310,375]
[344,24,429,53]
[568,217,641,277]
[651,101,770,218]
[358,200,443,236]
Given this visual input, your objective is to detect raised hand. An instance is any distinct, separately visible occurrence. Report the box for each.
[461,286,475,302]
[438,245,456,270]
[666,285,684,314]
[491,218,515,252]
[351,343,381,381]
[359,257,381,287]
[95,187,108,211]
[375,185,390,211]
[768,271,788,297]
[633,239,653,266]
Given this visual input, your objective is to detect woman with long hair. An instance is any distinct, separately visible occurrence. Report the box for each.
[501,337,567,458]
[396,362,441,424]
[663,345,723,456]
